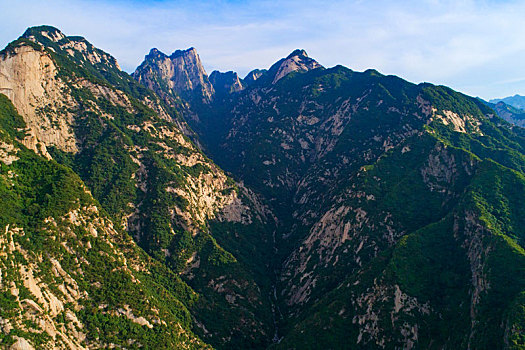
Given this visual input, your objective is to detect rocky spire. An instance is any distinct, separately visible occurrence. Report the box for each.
[244,69,267,85]
[133,47,215,104]
[269,49,323,84]
[209,70,245,96]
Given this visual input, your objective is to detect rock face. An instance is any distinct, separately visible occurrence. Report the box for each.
[9,337,35,350]
[138,45,525,349]
[0,43,77,155]
[133,47,215,104]
[269,49,323,83]
[209,70,244,96]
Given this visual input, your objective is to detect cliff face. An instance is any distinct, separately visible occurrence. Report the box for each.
[0,44,77,156]
[133,47,215,105]
[0,94,208,349]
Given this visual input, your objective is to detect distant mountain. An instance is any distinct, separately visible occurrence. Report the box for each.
[490,94,525,110]
[482,99,525,127]
[209,70,245,97]
[132,47,215,105]
[137,47,525,349]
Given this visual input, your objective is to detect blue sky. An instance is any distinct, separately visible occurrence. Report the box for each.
[1,0,525,100]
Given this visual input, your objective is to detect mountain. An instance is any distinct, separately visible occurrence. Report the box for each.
[132,47,215,106]
[0,26,277,349]
[483,100,525,127]
[272,49,323,83]
[490,94,525,110]
[0,93,208,349]
[209,71,245,97]
[136,48,525,349]
[1,24,524,349]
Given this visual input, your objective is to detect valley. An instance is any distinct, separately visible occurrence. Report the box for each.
[0,26,524,349]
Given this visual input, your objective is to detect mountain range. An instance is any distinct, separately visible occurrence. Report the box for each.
[490,95,525,111]
[484,98,525,127]
[0,26,524,349]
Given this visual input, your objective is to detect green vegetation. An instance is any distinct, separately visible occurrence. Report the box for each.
[1,26,275,349]
[173,53,525,349]
[0,89,208,349]
[0,94,27,140]
[3,26,525,349]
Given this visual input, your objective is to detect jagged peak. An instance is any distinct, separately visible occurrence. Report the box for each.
[134,46,214,103]
[170,47,198,59]
[271,49,323,84]
[286,49,308,59]
[22,25,66,43]
[147,47,167,58]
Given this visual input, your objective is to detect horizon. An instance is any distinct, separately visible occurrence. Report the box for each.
[2,0,525,101]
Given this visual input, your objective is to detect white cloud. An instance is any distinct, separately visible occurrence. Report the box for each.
[1,0,525,99]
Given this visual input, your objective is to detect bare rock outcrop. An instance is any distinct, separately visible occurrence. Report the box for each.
[271,49,323,84]
[0,45,78,154]
[133,47,215,104]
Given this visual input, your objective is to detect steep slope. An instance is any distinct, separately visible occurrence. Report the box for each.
[0,93,209,349]
[0,26,276,349]
[275,122,525,349]
[209,71,244,98]
[137,48,525,349]
[132,47,214,105]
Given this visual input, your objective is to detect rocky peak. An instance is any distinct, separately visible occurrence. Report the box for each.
[146,47,167,59]
[244,69,267,85]
[170,47,198,59]
[286,49,308,59]
[20,25,121,71]
[133,47,214,103]
[270,48,323,84]
[209,70,244,95]
[22,25,65,43]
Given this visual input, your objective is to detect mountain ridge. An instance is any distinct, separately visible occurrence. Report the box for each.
[490,94,525,110]
[135,41,525,349]
[0,25,277,349]
[0,24,524,349]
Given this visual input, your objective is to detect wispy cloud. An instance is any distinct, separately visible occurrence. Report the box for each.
[1,0,524,99]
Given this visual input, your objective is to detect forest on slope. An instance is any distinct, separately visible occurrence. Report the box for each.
[0,26,523,349]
